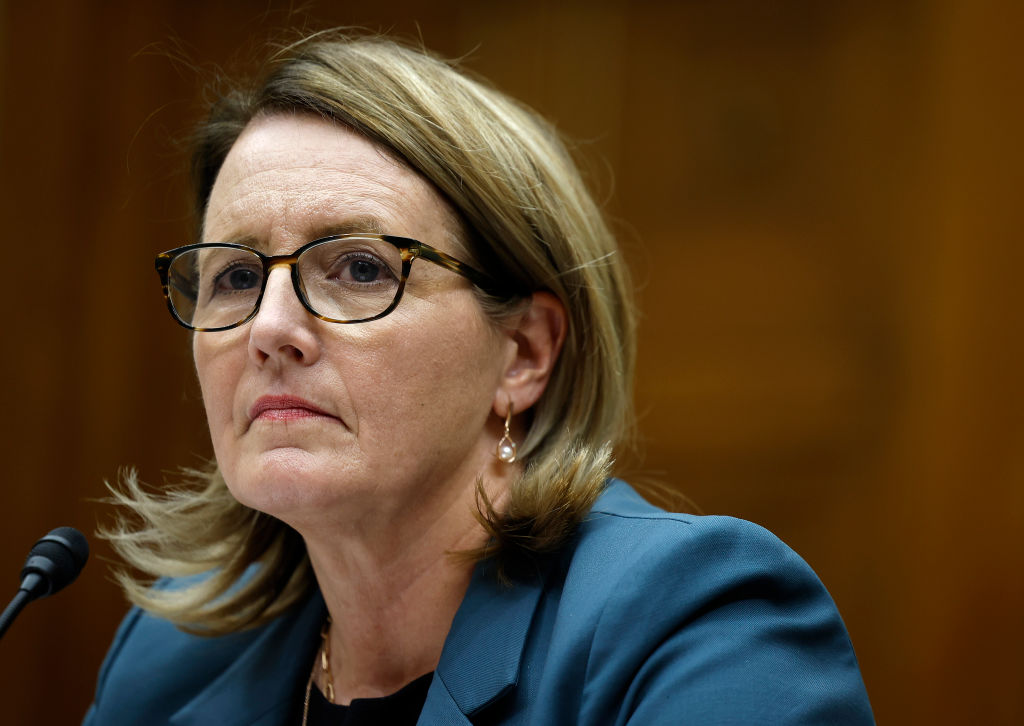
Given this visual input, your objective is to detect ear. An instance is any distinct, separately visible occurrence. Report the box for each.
[494,291,567,417]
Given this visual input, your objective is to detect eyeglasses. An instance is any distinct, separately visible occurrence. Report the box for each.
[155,233,513,332]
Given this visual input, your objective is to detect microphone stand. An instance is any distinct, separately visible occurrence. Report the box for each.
[0,574,41,640]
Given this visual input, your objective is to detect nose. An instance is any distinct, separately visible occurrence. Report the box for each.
[247,265,320,366]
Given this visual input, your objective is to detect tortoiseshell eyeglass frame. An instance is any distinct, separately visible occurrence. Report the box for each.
[154,233,516,332]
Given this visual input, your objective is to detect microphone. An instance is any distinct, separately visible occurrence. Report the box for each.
[0,527,89,641]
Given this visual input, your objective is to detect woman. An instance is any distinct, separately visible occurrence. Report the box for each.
[85,34,874,725]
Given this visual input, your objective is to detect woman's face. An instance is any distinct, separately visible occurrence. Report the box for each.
[194,114,514,531]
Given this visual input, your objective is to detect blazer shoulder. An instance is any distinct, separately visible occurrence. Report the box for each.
[84,597,268,725]
[580,480,848,640]
[558,479,875,724]
[85,582,327,726]
[585,479,806,576]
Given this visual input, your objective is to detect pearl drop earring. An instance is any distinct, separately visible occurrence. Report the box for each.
[496,403,517,464]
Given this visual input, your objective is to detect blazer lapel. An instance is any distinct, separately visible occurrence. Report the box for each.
[420,564,547,723]
[170,592,326,726]
[418,681,475,726]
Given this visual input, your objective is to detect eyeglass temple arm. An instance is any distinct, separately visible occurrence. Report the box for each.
[414,244,518,298]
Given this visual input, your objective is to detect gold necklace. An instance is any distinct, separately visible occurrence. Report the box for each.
[301,618,334,725]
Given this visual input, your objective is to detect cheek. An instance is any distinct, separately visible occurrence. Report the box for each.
[368,306,506,421]
[192,335,242,432]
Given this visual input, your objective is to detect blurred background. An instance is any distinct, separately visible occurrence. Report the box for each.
[0,0,1021,723]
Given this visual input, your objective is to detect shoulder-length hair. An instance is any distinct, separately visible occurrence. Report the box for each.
[106,32,636,634]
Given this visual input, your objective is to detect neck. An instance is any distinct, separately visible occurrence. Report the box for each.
[300,464,512,705]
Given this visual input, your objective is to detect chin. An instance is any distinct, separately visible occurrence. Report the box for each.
[223,457,326,513]
[221,453,378,530]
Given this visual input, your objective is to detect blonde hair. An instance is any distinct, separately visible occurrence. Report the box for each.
[106,32,636,634]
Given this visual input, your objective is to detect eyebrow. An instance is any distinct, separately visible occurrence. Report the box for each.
[316,217,388,237]
[212,216,391,250]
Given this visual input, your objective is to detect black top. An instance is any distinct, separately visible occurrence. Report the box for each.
[299,672,434,725]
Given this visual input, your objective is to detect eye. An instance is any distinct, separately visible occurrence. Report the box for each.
[213,262,263,292]
[330,253,396,285]
[348,257,383,283]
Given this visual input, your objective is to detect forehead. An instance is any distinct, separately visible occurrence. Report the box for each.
[204,114,460,249]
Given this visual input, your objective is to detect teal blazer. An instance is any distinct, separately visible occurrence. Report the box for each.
[84,481,874,724]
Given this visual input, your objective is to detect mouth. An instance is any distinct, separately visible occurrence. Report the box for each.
[248,395,337,424]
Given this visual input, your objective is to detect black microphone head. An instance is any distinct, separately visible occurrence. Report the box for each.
[20,527,89,599]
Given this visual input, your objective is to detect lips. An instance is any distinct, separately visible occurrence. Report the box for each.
[248,395,336,423]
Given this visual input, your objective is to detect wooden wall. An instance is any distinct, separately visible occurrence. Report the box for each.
[0,1,1020,723]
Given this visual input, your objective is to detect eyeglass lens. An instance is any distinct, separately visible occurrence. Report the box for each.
[166,237,405,328]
